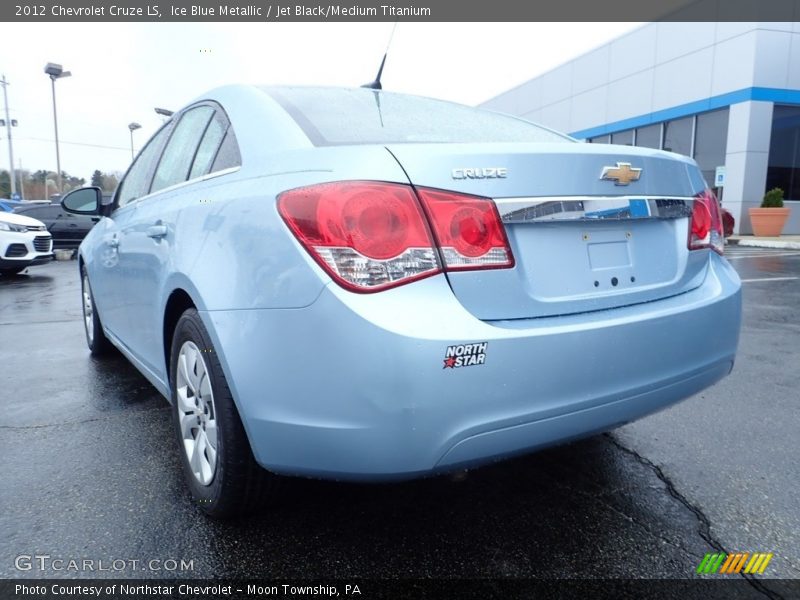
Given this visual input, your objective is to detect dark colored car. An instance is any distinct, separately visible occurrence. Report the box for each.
[14,200,103,249]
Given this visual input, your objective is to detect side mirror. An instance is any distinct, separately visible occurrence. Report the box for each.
[62,187,103,215]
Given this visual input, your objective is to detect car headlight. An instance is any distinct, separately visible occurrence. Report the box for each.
[0,221,27,232]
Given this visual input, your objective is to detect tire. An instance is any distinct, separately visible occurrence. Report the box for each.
[0,266,26,276]
[170,308,274,518]
[81,265,114,356]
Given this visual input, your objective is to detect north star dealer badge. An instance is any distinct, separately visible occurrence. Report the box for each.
[443,342,488,369]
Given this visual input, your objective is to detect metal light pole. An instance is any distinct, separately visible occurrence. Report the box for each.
[44,63,71,194]
[18,158,24,200]
[128,122,142,161]
[1,75,16,196]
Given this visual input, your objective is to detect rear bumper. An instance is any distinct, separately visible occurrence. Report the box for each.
[203,253,741,480]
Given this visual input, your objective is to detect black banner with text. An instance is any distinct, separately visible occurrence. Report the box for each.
[3,578,800,600]
[3,0,800,22]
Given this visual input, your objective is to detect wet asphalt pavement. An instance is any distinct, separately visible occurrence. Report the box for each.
[0,247,798,585]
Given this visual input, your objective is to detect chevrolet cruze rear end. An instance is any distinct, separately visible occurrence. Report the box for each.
[64,85,741,517]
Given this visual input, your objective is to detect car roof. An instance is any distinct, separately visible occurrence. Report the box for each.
[14,202,58,211]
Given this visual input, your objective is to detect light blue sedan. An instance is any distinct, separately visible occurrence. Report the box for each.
[62,86,741,518]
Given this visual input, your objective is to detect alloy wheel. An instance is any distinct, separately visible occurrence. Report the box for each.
[82,273,94,344]
[176,341,218,486]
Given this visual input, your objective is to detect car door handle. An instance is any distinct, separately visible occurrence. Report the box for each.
[91,217,100,223]
[146,224,168,239]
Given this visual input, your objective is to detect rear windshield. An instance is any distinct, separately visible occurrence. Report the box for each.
[264,87,572,146]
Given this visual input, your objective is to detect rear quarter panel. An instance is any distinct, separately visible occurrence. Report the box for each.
[174,144,414,312]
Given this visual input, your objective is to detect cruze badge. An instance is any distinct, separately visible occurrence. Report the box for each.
[600,162,642,185]
[451,167,508,180]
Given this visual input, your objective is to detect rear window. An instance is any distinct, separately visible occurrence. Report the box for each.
[265,87,572,146]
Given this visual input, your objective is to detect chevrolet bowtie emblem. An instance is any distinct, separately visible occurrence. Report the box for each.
[600,162,642,185]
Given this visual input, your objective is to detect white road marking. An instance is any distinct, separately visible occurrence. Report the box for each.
[740,276,799,283]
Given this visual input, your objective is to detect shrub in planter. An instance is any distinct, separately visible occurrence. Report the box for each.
[762,187,785,208]
[749,187,790,236]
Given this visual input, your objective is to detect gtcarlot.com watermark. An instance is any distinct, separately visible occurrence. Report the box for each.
[14,554,195,573]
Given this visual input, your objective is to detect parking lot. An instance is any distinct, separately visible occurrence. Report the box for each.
[1,246,798,588]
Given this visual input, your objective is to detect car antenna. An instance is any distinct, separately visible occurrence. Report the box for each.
[361,22,397,90]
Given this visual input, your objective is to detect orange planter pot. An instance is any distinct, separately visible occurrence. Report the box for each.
[748,207,791,237]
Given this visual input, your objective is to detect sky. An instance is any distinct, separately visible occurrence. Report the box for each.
[0,22,641,185]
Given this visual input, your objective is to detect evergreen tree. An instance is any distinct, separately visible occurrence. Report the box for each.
[91,170,104,188]
[0,170,10,198]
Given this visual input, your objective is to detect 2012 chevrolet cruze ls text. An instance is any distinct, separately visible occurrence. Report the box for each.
[62,86,742,518]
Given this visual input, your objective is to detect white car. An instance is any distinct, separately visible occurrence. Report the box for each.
[0,211,54,275]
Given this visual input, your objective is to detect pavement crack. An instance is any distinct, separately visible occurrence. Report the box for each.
[606,433,785,600]
[0,318,81,327]
[0,406,169,431]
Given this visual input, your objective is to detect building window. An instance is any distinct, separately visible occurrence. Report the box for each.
[635,124,660,149]
[662,117,693,157]
[611,130,634,146]
[589,134,610,144]
[766,105,800,200]
[694,109,729,188]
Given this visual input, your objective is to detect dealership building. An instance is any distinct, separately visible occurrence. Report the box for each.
[481,22,800,234]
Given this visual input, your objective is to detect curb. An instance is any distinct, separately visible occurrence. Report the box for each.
[729,238,800,250]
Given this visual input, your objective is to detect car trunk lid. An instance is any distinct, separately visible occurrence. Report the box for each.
[388,142,710,320]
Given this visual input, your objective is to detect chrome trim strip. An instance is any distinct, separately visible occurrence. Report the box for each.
[493,195,695,223]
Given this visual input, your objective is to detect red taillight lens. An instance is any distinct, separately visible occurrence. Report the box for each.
[416,187,514,270]
[278,181,516,292]
[278,181,440,292]
[689,189,724,255]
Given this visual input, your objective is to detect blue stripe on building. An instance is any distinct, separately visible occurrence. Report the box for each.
[569,87,800,140]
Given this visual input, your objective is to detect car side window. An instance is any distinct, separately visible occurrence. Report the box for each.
[117,124,173,207]
[211,128,242,172]
[18,205,58,220]
[189,112,228,180]
[18,207,42,218]
[151,106,215,194]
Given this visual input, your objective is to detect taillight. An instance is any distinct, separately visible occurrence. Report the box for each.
[416,187,515,271]
[278,181,440,292]
[689,189,724,255]
[277,181,515,292]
